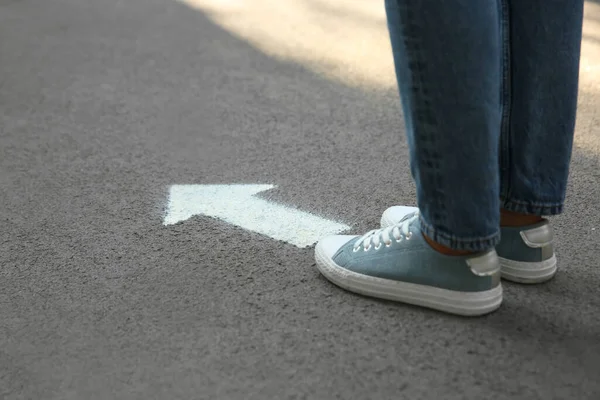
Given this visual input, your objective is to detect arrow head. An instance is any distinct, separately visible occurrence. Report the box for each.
[163,184,275,225]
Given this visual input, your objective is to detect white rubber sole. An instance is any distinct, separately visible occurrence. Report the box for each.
[500,255,557,284]
[315,243,502,317]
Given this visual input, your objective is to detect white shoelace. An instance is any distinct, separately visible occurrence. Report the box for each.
[353,211,419,252]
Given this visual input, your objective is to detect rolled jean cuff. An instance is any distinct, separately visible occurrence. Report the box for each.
[419,215,500,252]
[500,197,564,216]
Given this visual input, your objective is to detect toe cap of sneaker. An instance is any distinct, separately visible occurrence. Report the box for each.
[316,235,357,259]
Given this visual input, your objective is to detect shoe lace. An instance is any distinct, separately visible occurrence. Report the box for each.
[353,211,419,252]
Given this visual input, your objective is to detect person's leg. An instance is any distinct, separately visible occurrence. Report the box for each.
[314,0,504,316]
[493,0,584,282]
[379,0,584,284]
[385,0,503,252]
[499,0,584,217]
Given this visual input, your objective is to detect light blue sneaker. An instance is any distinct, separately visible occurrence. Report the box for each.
[381,206,557,284]
[315,212,502,316]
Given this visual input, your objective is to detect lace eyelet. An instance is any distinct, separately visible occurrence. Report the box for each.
[406,231,413,240]
[374,243,382,250]
[363,245,371,252]
[395,236,403,243]
[353,246,360,253]
[385,241,392,247]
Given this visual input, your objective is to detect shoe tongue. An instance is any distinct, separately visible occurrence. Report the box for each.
[399,211,418,223]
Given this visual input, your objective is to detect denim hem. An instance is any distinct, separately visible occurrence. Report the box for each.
[500,197,564,216]
[418,215,500,252]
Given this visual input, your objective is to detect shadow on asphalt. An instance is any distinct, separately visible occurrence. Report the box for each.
[0,0,598,398]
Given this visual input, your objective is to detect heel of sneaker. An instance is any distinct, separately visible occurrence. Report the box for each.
[500,255,557,284]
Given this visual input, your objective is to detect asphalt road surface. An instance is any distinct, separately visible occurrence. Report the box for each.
[1,0,599,399]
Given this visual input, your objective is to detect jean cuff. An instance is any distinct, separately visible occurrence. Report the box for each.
[418,215,500,252]
[500,197,564,216]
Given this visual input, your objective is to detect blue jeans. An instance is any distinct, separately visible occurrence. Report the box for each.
[385,0,584,251]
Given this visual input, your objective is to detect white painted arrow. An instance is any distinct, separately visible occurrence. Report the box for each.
[163,184,351,248]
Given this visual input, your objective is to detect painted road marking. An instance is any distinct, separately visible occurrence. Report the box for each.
[163,184,351,248]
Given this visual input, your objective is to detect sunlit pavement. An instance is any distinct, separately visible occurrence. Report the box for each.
[1,1,599,399]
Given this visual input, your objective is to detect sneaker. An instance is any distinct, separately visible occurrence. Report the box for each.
[380,206,557,284]
[315,212,502,316]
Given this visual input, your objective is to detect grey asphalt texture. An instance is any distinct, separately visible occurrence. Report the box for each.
[1,0,599,399]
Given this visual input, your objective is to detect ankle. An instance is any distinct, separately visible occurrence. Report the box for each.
[422,233,475,256]
[500,209,544,227]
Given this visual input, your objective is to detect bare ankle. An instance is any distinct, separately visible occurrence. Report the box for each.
[422,233,475,256]
[500,209,544,227]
